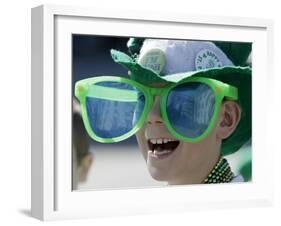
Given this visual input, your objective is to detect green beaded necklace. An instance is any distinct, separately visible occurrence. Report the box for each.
[203,156,234,184]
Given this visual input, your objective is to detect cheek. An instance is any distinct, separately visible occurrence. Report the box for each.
[178,137,214,165]
[179,129,219,164]
[135,127,148,159]
[178,142,201,161]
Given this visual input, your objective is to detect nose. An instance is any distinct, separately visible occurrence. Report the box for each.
[147,96,163,125]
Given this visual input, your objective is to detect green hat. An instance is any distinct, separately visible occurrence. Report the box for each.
[237,142,252,181]
[110,38,252,156]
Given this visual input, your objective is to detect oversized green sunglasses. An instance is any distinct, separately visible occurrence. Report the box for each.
[75,76,238,143]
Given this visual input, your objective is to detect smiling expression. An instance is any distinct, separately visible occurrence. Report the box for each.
[135,95,221,185]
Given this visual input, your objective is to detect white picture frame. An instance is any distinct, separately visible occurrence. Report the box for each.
[31,4,274,221]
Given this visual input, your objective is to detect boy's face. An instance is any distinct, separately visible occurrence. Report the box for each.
[135,84,222,185]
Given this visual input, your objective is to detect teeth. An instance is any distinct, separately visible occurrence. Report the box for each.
[157,139,162,144]
[148,149,172,156]
[149,138,176,144]
[154,150,172,155]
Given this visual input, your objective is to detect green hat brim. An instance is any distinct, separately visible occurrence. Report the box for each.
[111,49,252,156]
[111,49,168,85]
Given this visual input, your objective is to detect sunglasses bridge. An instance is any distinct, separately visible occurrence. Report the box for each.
[145,87,168,101]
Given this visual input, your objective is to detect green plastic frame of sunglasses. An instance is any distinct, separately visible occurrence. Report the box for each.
[75,76,238,143]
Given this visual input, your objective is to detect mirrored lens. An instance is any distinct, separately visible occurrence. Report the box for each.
[167,82,216,138]
[86,81,145,139]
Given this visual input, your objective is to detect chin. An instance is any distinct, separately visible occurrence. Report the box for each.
[147,165,172,182]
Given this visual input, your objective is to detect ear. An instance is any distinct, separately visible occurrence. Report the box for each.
[216,101,241,140]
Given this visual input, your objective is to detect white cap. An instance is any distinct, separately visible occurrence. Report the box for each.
[137,39,233,75]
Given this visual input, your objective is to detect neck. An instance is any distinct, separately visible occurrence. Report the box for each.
[167,155,234,185]
[168,154,221,185]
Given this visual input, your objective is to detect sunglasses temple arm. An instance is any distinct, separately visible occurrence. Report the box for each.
[224,85,238,101]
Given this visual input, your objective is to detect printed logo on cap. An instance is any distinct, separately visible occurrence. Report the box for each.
[138,48,166,74]
[195,49,223,70]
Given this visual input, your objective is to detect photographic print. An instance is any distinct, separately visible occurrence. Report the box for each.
[72,36,252,190]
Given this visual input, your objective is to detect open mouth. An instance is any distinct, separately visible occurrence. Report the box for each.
[147,138,180,159]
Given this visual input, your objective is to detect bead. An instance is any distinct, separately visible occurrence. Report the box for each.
[204,157,234,184]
